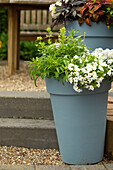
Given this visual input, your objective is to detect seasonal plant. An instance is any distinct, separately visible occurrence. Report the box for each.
[28,27,113,93]
[49,0,113,28]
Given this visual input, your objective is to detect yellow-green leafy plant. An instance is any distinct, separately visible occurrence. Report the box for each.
[28,27,113,92]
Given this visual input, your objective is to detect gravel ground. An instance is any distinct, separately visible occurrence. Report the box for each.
[0,146,112,166]
[0,146,64,165]
[0,60,46,92]
[0,60,113,166]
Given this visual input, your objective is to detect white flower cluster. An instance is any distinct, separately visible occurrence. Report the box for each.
[49,3,56,17]
[67,49,113,93]
[49,0,69,17]
[92,48,113,65]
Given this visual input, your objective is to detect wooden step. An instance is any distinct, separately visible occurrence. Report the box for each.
[0,91,53,119]
[0,118,58,149]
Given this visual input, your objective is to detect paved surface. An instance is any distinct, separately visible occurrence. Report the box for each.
[0,164,113,170]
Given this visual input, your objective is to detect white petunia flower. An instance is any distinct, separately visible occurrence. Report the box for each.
[71,59,73,62]
[49,4,56,12]
[49,4,56,17]
[56,1,62,6]
[74,55,79,59]
[88,78,93,83]
[73,85,82,93]
[77,88,83,93]
[93,48,103,53]
[74,65,80,72]
[79,59,82,63]
[108,59,113,64]
[75,71,79,77]
[87,73,92,78]
[63,0,69,3]
[85,85,89,89]
[81,68,86,73]
[64,55,68,58]
[89,85,94,91]
[73,77,79,83]
[68,64,75,70]
[78,75,83,81]
[97,77,104,83]
[73,85,78,91]
[68,77,73,84]
[86,63,93,72]
[99,65,104,72]
[92,63,97,70]
[107,70,112,76]
[96,82,101,88]
[92,71,97,79]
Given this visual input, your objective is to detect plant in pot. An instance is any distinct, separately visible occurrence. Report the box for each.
[49,0,113,50]
[28,27,113,165]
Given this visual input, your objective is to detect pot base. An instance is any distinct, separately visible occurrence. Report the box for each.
[46,77,111,165]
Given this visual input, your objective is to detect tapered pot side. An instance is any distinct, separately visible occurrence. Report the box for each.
[45,77,111,165]
[65,21,113,51]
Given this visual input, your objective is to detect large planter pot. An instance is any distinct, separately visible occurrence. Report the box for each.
[45,77,111,165]
[65,21,113,50]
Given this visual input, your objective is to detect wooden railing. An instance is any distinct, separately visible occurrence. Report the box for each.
[20,9,63,41]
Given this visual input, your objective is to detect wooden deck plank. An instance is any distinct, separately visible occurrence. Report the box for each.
[0,0,56,4]
[0,0,10,3]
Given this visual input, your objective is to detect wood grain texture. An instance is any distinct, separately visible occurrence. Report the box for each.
[8,7,20,75]
[0,0,56,4]
[0,0,10,3]
[20,10,25,25]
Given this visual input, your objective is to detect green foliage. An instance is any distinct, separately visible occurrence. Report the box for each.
[0,8,8,34]
[20,41,37,60]
[105,6,113,17]
[27,27,113,92]
[0,32,38,60]
[27,27,87,86]
[0,32,8,60]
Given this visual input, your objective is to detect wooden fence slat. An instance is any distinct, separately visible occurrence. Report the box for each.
[37,10,41,25]
[20,9,63,41]
[20,10,25,25]
[43,10,47,25]
[48,11,52,24]
[20,9,63,30]
[26,10,30,24]
[31,10,36,24]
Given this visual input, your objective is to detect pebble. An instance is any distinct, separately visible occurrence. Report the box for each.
[0,146,112,166]
[0,60,46,92]
[0,146,64,165]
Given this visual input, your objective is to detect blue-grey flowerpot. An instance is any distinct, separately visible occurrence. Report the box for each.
[65,21,113,50]
[45,77,111,165]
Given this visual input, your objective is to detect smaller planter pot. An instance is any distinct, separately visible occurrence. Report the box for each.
[65,21,113,50]
[45,77,111,165]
